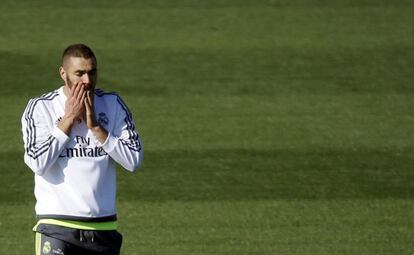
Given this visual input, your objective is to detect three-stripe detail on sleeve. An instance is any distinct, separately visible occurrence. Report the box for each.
[24,91,59,159]
[95,89,142,152]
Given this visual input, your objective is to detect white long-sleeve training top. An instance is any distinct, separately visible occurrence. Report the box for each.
[21,86,143,222]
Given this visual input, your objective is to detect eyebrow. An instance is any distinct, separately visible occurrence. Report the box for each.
[74,68,97,74]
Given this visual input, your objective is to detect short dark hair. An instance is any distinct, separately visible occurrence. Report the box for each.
[62,43,96,66]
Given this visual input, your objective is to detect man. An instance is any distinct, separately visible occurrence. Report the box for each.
[21,43,143,254]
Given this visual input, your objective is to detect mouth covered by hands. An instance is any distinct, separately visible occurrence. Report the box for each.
[64,82,98,128]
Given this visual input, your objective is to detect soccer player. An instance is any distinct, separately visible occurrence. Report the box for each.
[21,43,143,254]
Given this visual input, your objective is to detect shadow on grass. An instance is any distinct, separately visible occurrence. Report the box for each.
[2,147,413,203]
[120,147,414,201]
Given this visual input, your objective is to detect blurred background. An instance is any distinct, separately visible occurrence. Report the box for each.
[0,0,413,254]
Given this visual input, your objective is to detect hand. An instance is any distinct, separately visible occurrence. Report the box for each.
[84,90,99,129]
[65,82,86,121]
[84,90,108,143]
[58,82,86,134]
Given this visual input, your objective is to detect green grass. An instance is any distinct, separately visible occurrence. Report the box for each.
[1,0,414,254]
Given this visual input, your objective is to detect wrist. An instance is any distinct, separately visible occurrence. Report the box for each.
[57,115,76,135]
[90,124,108,144]
[90,124,103,132]
[62,114,77,124]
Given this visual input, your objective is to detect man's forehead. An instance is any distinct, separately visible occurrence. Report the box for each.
[64,56,96,70]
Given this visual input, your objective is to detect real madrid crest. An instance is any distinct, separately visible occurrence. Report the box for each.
[98,112,109,126]
[42,241,51,254]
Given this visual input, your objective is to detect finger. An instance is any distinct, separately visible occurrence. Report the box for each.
[72,82,83,99]
[87,91,93,106]
[76,81,85,99]
[84,98,91,114]
[77,85,86,102]
[76,92,86,113]
[87,91,95,115]
[84,93,90,110]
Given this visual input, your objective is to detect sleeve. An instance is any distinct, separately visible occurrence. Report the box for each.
[101,95,143,172]
[21,99,70,176]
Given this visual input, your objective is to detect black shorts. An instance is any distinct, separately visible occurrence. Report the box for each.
[34,224,122,255]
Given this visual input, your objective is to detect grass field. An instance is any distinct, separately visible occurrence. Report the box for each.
[1,0,414,254]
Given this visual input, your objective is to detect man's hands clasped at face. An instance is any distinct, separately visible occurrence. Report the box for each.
[64,81,98,129]
[57,56,108,142]
[59,81,102,136]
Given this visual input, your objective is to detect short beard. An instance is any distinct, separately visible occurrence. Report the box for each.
[65,74,75,89]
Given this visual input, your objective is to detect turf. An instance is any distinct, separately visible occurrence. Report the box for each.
[0,0,414,254]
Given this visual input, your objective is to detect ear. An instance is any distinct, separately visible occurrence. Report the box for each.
[59,66,66,82]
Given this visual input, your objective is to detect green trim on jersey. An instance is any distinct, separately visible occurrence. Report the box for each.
[35,232,41,255]
[33,219,117,231]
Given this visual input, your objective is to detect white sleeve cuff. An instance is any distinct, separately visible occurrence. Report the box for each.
[51,126,70,144]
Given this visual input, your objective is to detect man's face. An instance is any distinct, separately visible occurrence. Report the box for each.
[61,57,97,91]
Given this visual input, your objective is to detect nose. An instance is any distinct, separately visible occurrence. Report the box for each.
[82,74,90,84]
